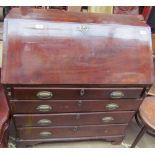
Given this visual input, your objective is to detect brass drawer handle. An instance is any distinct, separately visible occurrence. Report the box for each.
[40,131,52,137]
[36,91,53,99]
[37,119,52,126]
[36,105,52,112]
[102,117,114,123]
[105,103,119,110]
[110,91,124,98]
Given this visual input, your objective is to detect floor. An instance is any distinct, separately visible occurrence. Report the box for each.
[30,118,155,148]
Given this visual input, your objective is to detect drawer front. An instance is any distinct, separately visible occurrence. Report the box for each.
[12,87,143,100]
[14,111,135,127]
[10,99,142,114]
[17,124,127,140]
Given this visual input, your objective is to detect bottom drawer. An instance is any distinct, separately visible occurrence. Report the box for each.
[17,124,127,140]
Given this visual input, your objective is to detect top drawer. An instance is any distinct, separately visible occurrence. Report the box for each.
[10,87,144,100]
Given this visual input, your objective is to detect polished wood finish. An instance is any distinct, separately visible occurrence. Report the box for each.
[14,111,134,127]
[12,87,143,100]
[15,135,124,147]
[131,97,155,147]
[17,124,127,140]
[2,8,149,25]
[10,99,142,114]
[139,97,155,130]
[1,8,154,147]
[1,8,154,85]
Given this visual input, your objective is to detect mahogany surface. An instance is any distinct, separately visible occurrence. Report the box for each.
[17,124,127,140]
[1,8,154,147]
[139,97,155,130]
[12,87,143,100]
[15,135,124,148]
[10,99,142,114]
[1,8,154,84]
[14,111,134,127]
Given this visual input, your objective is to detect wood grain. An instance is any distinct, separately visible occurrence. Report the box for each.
[1,8,154,84]
[1,8,153,147]
[14,111,135,127]
[139,97,155,130]
[12,87,143,100]
[17,124,127,140]
[10,99,142,114]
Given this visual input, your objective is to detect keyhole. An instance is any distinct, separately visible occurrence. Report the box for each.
[80,89,85,96]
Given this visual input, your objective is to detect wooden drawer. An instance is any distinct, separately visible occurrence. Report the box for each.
[10,99,142,114]
[17,124,127,140]
[14,111,134,127]
[12,87,143,100]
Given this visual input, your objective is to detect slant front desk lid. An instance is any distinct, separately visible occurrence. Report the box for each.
[1,8,154,84]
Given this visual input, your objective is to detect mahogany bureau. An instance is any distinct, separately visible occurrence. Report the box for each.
[1,8,154,147]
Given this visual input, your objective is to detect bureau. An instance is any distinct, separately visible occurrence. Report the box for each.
[1,8,154,147]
